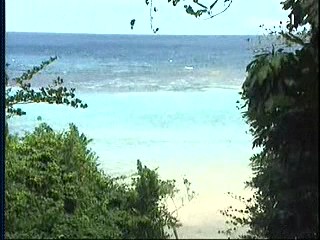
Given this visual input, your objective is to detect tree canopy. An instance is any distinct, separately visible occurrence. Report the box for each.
[220,0,318,238]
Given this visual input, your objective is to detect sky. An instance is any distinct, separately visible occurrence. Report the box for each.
[6,0,289,35]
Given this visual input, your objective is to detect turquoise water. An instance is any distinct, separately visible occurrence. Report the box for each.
[9,88,252,177]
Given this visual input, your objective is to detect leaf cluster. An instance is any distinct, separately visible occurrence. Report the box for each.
[6,124,181,239]
[221,0,319,238]
[131,0,233,33]
[5,57,88,118]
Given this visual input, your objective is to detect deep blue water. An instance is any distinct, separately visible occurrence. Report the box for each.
[6,32,255,92]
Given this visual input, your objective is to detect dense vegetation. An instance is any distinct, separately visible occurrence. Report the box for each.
[213,0,318,238]
[6,123,180,239]
[239,0,318,238]
[5,60,182,238]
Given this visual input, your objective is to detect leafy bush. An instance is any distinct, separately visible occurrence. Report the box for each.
[219,0,319,238]
[5,123,179,239]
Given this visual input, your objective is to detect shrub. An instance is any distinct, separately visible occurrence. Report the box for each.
[5,123,179,239]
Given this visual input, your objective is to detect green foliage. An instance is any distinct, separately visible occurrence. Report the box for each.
[132,0,232,33]
[130,160,180,239]
[218,192,255,239]
[5,57,87,118]
[282,0,318,31]
[166,0,233,19]
[6,124,181,239]
[219,0,318,238]
[130,19,136,30]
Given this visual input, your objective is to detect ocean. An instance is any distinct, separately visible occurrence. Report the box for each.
[6,32,257,238]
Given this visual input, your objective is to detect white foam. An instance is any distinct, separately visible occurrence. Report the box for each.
[184,66,194,70]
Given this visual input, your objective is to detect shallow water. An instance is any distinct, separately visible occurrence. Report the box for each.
[9,88,252,175]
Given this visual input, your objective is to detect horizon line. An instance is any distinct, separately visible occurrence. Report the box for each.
[6,31,263,37]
